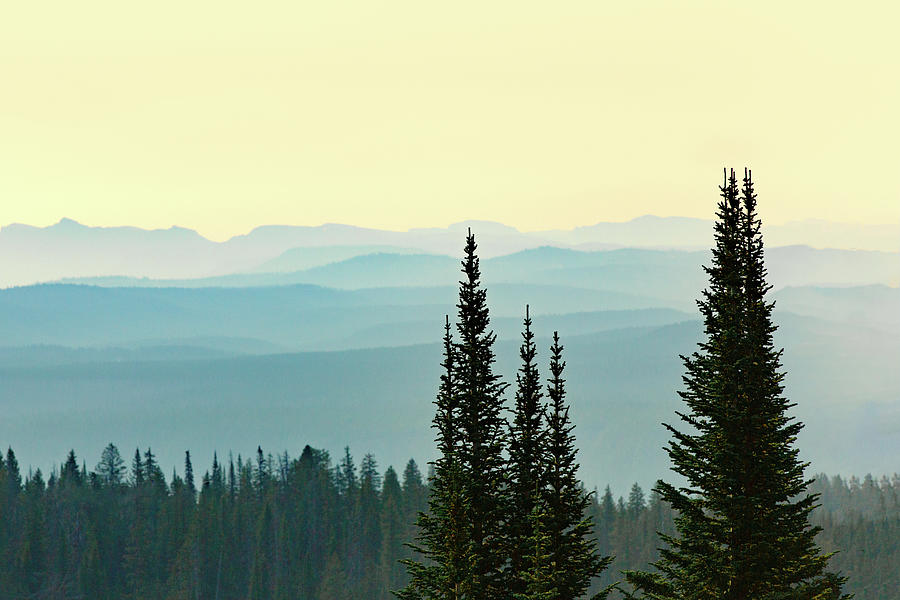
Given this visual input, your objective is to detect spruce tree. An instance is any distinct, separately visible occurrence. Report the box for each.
[185,450,196,500]
[336,446,363,592]
[0,449,23,596]
[131,448,144,486]
[543,333,612,599]
[61,449,82,487]
[401,230,508,599]
[626,484,645,518]
[19,470,47,597]
[360,453,384,598]
[381,466,408,598]
[507,306,548,596]
[597,486,616,554]
[452,230,509,600]
[255,446,269,496]
[399,316,468,599]
[625,169,848,599]
[97,443,126,487]
[401,459,428,541]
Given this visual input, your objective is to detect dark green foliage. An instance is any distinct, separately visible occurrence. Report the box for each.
[97,442,127,486]
[542,333,613,599]
[20,472,49,595]
[625,169,848,599]
[0,442,892,599]
[507,306,548,596]
[399,316,469,600]
[380,466,407,599]
[514,504,558,600]
[0,443,431,599]
[403,232,613,599]
[132,448,144,487]
[810,474,900,600]
[453,230,510,599]
[248,499,277,599]
[401,230,509,600]
[358,453,384,599]
[318,552,352,600]
[596,474,895,599]
[184,450,195,499]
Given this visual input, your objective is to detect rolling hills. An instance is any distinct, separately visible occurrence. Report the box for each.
[0,310,896,493]
[0,220,896,493]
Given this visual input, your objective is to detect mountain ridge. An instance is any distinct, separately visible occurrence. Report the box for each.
[3,216,897,287]
[47,245,899,295]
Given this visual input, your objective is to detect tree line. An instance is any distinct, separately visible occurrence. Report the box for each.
[0,442,429,599]
[0,445,896,599]
[1,169,877,598]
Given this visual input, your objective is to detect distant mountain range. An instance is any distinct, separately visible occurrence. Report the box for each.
[2,216,897,287]
[1,277,896,352]
[0,283,680,350]
[0,215,896,493]
[539,216,900,253]
[51,246,899,312]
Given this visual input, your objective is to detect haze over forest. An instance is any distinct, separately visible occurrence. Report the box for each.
[0,215,896,494]
[3,3,899,597]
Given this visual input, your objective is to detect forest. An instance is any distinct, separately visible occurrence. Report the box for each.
[0,446,897,599]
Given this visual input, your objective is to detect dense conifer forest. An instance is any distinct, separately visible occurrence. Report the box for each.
[0,446,897,599]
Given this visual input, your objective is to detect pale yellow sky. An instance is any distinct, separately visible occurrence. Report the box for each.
[1,1,898,240]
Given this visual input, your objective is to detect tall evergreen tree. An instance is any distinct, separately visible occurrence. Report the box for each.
[625,169,848,599]
[185,450,196,500]
[401,231,509,599]
[0,449,23,595]
[543,333,612,599]
[381,466,408,599]
[131,448,144,487]
[507,306,548,596]
[144,447,167,496]
[453,230,509,600]
[627,484,645,518]
[361,454,385,592]
[255,446,269,496]
[18,469,47,597]
[401,459,427,536]
[399,316,469,599]
[597,486,616,553]
[61,449,82,487]
[97,443,126,487]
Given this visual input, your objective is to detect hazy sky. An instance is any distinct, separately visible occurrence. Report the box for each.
[2,1,898,240]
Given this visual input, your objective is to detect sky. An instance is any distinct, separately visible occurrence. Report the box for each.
[1,1,898,241]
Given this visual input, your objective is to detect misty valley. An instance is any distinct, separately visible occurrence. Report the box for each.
[1,191,899,599]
